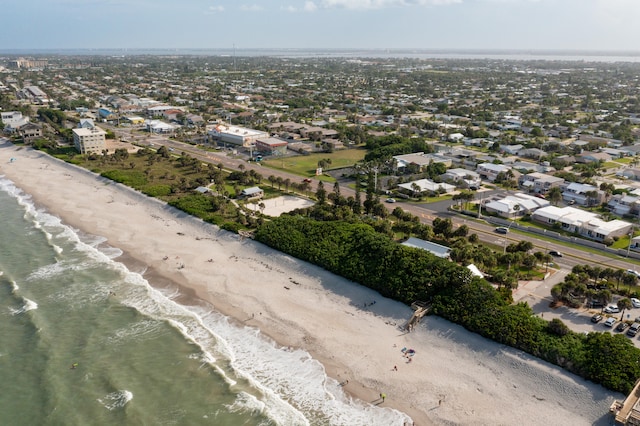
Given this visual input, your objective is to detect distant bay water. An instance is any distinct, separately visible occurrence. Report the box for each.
[2,48,640,63]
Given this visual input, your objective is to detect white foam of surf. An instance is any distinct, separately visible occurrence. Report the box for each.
[10,298,38,315]
[98,390,133,411]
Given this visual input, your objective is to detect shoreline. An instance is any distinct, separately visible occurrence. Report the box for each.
[0,142,622,425]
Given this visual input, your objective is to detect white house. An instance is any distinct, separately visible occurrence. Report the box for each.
[440,168,481,187]
[483,193,549,219]
[532,206,632,242]
[1,111,29,131]
[562,182,604,206]
[519,172,564,194]
[398,179,456,195]
[476,163,512,182]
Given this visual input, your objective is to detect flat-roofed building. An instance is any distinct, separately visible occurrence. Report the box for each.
[73,127,106,155]
[255,137,288,156]
[208,124,269,148]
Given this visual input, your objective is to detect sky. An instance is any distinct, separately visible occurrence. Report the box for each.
[1,0,640,52]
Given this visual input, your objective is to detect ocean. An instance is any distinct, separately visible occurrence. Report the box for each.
[0,175,411,425]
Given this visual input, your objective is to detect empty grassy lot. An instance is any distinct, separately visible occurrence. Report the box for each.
[261,148,366,177]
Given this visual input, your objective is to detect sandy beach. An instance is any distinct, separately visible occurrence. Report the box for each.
[0,142,623,425]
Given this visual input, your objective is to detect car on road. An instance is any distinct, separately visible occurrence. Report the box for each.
[632,298,640,308]
[548,250,563,257]
[604,305,620,314]
[628,322,640,337]
[385,198,396,203]
[616,322,630,332]
[495,227,508,234]
[604,317,617,327]
[302,178,312,183]
[628,269,640,278]
[591,314,603,323]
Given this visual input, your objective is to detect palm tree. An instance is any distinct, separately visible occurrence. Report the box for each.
[411,183,421,199]
[618,298,633,321]
[547,186,562,206]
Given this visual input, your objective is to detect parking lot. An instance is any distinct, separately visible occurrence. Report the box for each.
[515,275,640,349]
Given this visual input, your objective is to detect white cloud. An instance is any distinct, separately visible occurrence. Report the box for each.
[206,4,224,14]
[319,0,460,9]
[304,1,318,11]
[281,5,298,12]
[240,4,263,11]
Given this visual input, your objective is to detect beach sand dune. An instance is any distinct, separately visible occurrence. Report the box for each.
[0,143,622,425]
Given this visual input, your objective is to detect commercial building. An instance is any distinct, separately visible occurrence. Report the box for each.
[73,127,106,155]
[207,124,269,148]
[255,137,288,156]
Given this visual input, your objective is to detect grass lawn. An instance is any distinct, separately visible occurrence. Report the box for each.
[261,148,367,177]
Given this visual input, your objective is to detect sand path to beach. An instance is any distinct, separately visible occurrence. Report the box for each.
[0,142,622,425]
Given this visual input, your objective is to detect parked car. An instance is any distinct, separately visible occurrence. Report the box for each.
[628,322,640,337]
[385,198,396,203]
[591,314,603,323]
[549,250,563,257]
[495,227,508,234]
[604,317,617,327]
[632,298,640,308]
[604,305,620,314]
[588,300,604,308]
[616,322,630,332]
[302,178,312,183]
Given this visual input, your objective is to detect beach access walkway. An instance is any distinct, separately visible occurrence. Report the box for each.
[404,301,431,332]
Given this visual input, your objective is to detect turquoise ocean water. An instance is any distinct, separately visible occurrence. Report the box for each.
[0,175,411,426]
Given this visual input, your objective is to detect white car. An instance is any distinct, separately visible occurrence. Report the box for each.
[604,317,617,327]
[604,305,620,314]
[627,269,640,278]
[632,298,640,308]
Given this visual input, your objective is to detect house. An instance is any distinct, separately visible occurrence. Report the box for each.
[518,148,546,160]
[401,237,451,259]
[78,118,95,129]
[447,133,465,142]
[519,172,564,194]
[18,122,43,143]
[393,152,452,173]
[1,111,29,131]
[73,127,106,155]
[483,193,549,219]
[476,163,512,182]
[98,108,116,120]
[619,168,640,181]
[531,206,632,242]
[440,168,481,187]
[608,194,640,217]
[500,144,524,155]
[398,179,455,195]
[240,186,264,199]
[562,182,604,206]
[577,151,611,163]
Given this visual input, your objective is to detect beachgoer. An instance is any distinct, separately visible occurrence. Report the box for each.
[439,399,442,406]
[393,365,397,371]
[381,393,386,402]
